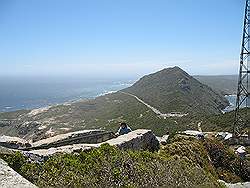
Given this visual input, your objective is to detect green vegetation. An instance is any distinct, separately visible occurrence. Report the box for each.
[203,138,249,182]
[0,68,247,187]
[1,143,224,188]
[161,136,249,183]
[0,67,230,140]
[0,67,232,140]
[160,136,216,177]
[0,91,199,139]
[201,108,250,133]
[1,136,248,187]
[0,94,247,140]
[123,66,229,115]
[0,109,30,120]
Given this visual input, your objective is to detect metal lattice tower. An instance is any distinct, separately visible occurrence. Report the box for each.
[234,0,250,136]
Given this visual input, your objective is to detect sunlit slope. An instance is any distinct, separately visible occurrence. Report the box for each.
[123,66,229,115]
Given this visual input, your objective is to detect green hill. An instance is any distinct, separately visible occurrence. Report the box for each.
[123,66,229,115]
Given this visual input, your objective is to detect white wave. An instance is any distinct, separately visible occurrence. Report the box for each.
[225,94,237,97]
[97,90,117,97]
[4,106,12,109]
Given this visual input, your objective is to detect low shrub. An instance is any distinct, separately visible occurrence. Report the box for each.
[160,136,217,177]
[204,139,249,182]
[1,144,222,188]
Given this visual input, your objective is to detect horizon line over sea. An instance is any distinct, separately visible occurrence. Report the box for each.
[0,76,135,112]
[0,74,245,113]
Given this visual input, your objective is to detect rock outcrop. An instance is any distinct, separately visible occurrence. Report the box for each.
[26,129,159,158]
[0,159,37,188]
[29,130,115,150]
[106,129,159,151]
[157,134,169,145]
[218,180,250,188]
[0,135,31,149]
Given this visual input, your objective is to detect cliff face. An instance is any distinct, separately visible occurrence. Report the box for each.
[123,66,229,115]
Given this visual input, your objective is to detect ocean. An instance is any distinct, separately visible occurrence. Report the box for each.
[223,95,249,113]
[0,76,135,112]
[0,76,247,113]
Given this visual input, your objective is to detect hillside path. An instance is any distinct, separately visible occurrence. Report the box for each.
[119,91,188,118]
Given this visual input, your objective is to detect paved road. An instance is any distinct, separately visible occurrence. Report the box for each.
[120,91,188,118]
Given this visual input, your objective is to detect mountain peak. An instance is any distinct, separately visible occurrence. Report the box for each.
[145,66,191,80]
[164,66,183,71]
[123,67,229,115]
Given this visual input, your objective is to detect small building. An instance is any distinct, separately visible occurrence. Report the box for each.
[235,146,246,159]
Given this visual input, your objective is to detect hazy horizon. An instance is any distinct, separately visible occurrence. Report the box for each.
[0,65,239,80]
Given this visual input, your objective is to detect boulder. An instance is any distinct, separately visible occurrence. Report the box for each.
[24,143,97,159]
[0,159,37,188]
[0,146,16,156]
[218,180,250,188]
[157,134,169,145]
[106,129,159,152]
[0,135,31,149]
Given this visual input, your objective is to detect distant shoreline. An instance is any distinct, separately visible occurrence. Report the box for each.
[0,89,237,114]
[0,85,133,113]
[0,77,134,113]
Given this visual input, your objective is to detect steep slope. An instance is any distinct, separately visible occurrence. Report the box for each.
[123,66,229,115]
[194,75,238,95]
[201,108,250,132]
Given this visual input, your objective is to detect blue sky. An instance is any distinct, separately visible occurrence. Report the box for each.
[0,0,246,77]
